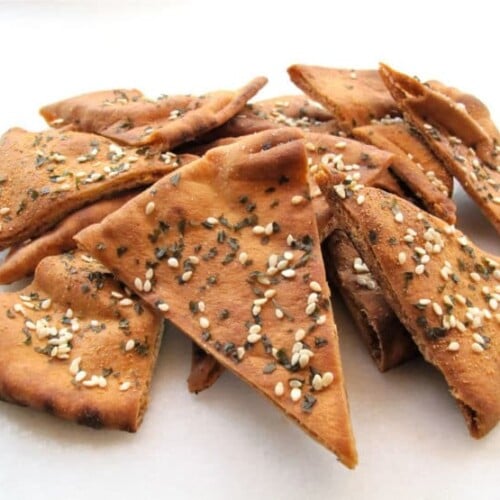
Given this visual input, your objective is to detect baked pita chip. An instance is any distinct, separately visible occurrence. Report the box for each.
[0,251,163,430]
[0,193,136,284]
[353,121,457,223]
[379,63,500,233]
[187,343,225,394]
[75,129,358,468]
[0,127,195,249]
[322,230,418,371]
[40,78,267,149]
[316,168,500,438]
[288,65,399,133]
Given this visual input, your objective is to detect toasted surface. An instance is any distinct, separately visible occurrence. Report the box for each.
[316,168,500,438]
[379,63,500,233]
[40,78,267,149]
[288,65,399,133]
[0,251,163,430]
[187,343,225,394]
[323,230,418,371]
[0,128,195,249]
[75,129,358,468]
[0,193,136,284]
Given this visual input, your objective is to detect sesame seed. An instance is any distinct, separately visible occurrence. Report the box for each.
[125,339,135,352]
[447,341,460,352]
[265,222,274,236]
[69,357,82,376]
[198,301,206,312]
[322,372,334,387]
[432,302,443,316]
[394,212,404,223]
[308,292,319,304]
[119,381,131,391]
[264,289,276,298]
[199,317,210,329]
[455,294,467,305]
[440,267,450,280]
[167,257,179,268]
[281,269,296,278]
[277,259,288,271]
[143,280,152,293]
[457,235,469,246]
[398,252,407,265]
[254,297,267,306]
[306,302,317,316]
[247,332,262,344]
[286,234,295,246]
[134,277,143,291]
[248,324,262,335]
[206,217,219,225]
[295,328,306,341]
[41,298,52,310]
[145,268,154,280]
[470,272,481,283]
[0,207,10,215]
[157,302,169,312]
[181,270,193,282]
[291,195,305,205]
[237,347,245,360]
[472,333,485,344]
[489,298,498,310]
[145,201,155,215]
[334,184,346,199]
[25,321,36,330]
[316,314,326,325]
[274,382,284,397]
[187,255,200,265]
[290,387,302,402]
[119,298,133,306]
[13,303,25,315]
[309,281,322,292]
[312,374,323,391]
[415,265,425,275]
[275,308,284,319]
[471,342,484,353]
[421,255,430,264]
[283,251,294,261]
[97,376,107,388]
[238,252,248,265]
[75,370,87,382]
[252,225,265,235]
[356,194,365,205]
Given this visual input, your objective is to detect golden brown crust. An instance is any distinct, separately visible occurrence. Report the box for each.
[75,129,357,468]
[0,128,195,249]
[322,231,418,371]
[0,193,136,284]
[0,251,163,430]
[187,343,225,393]
[379,63,500,233]
[40,78,268,149]
[288,65,399,133]
[316,168,500,438]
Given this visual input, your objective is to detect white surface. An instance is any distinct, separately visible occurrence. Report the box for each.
[0,2,498,499]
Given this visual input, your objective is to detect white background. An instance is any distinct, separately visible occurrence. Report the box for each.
[0,1,498,499]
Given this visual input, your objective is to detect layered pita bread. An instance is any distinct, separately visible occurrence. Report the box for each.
[0,127,195,249]
[0,193,135,284]
[75,129,358,468]
[0,251,163,430]
[323,230,418,371]
[316,167,500,438]
[379,63,500,233]
[40,78,267,149]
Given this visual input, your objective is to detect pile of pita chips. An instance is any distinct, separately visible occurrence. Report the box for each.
[316,167,499,437]
[0,251,163,431]
[0,127,195,249]
[75,128,358,468]
[380,63,500,234]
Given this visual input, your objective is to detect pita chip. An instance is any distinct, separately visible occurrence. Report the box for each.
[40,78,267,149]
[0,251,163,430]
[316,167,500,438]
[0,193,135,284]
[187,343,225,394]
[0,127,195,249]
[379,63,500,233]
[76,129,358,468]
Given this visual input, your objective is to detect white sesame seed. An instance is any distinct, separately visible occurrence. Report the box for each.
[145,268,154,280]
[421,255,430,264]
[181,270,193,282]
[291,195,305,205]
[308,292,319,304]
[306,302,317,316]
[283,251,294,261]
[75,370,87,382]
[356,194,365,205]
[111,291,124,299]
[237,347,245,360]
[316,314,326,325]
[299,353,310,368]
[197,316,209,329]
[13,303,25,315]
[254,297,267,306]
[0,207,10,215]
[472,333,485,344]
[281,269,296,278]
[248,324,261,335]
[286,234,295,246]
[447,341,460,352]
[470,272,481,283]
[119,381,131,391]
[125,339,135,352]
[25,321,36,330]
[457,235,469,246]
[197,301,206,313]
[41,298,52,310]
[290,387,302,402]
[265,222,274,236]
[275,308,284,319]
[252,225,265,235]
[277,259,288,271]
[264,289,276,298]
[69,357,82,376]
[471,342,484,353]
[294,328,306,341]
[415,265,425,275]
[432,302,443,316]
[274,382,284,397]
[247,332,262,344]
[134,277,143,291]
[291,352,300,366]
[398,252,407,265]
[157,302,169,312]
[489,298,498,311]
[322,372,334,387]
[266,266,278,276]
[206,217,219,225]
[238,252,248,265]
[394,212,404,223]
[119,298,133,306]
[143,280,152,293]
[145,201,155,215]
[440,267,450,280]
[309,281,322,292]
[97,376,107,388]
[334,184,346,199]
[167,257,179,268]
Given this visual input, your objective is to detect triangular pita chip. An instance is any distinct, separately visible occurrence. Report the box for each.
[75,129,358,468]
[379,63,500,233]
[0,127,195,249]
[0,192,135,284]
[40,78,267,149]
[316,167,500,438]
[0,251,163,430]
[322,230,418,371]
